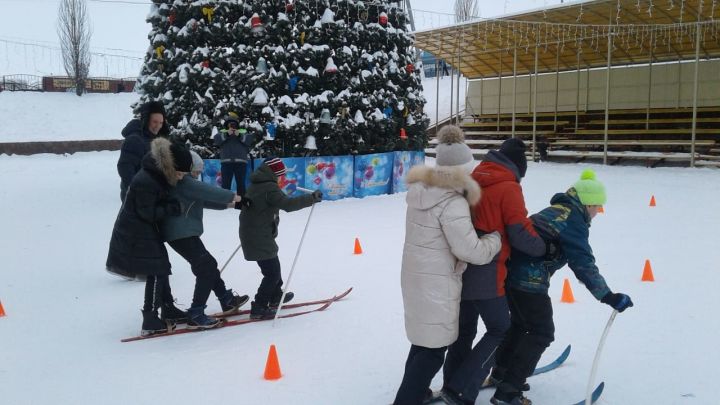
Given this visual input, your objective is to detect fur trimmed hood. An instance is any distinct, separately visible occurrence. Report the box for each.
[406,165,481,209]
[150,137,180,186]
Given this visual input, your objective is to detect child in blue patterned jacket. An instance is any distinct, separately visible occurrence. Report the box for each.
[489,169,634,405]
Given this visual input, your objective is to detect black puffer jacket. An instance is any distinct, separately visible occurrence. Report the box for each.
[117,103,170,200]
[106,138,181,276]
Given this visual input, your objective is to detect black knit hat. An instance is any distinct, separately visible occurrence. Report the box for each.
[170,143,193,172]
[499,138,527,178]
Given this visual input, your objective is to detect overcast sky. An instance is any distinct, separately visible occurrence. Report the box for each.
[0,0,565,52]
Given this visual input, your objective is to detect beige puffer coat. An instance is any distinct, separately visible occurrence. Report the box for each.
[401,165,502,348]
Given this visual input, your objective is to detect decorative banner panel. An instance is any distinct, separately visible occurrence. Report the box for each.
[304,155,354,200]
[353,152,393,198]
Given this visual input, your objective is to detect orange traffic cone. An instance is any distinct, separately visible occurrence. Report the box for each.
[649,195,656,207]
[353,238,363,255]
[263,344,282,380]
[560,278,575,303]
[597,206,605,214]
[0,300,5,317]
[642,259,655,282]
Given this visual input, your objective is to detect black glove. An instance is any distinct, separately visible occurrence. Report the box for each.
[311,190,322,203]
[234,197,252,210]
[165,199,182,216]
[600,292,634,313]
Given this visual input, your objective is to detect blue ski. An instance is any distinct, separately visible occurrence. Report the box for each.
[533,344,571,375]
[570,382,604,405]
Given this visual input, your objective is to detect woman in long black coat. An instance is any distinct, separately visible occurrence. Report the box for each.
[106,137,193,336]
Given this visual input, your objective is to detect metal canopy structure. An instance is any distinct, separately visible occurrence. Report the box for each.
[414,0,720,79]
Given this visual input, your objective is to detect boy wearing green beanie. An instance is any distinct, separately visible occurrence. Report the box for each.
[489,169,633,405]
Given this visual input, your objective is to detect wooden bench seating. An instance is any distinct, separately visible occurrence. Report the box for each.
[461,120,569,128]
[571,128,718,135]
[551,139,716,147]
[585,118,720,125]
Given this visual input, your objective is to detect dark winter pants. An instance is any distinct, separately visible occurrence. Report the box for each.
[443,296,511,402]
[168,236,229,308]
[254,256,283,307]
[221,161,247,196]
[143,275,173,312]
[393,344,447,405]
[494,288,555,392]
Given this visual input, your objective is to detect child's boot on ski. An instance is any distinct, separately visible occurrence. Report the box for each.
[161,301,189,324]
[219,290,249,314]
[141,310,174,336]
[488,367,530,391]
[490,382,532,405]
[250,301,277,320]
[270,291,294,308]
[187,305,222,330]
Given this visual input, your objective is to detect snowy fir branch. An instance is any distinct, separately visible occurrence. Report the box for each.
[136,0,429,158]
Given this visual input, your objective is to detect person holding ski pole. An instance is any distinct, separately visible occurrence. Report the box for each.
[159,150,250,330]
[238,157,322,320]
[393,126,501,405]
[489,169,633,405]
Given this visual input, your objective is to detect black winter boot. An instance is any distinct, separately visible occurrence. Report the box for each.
[219,290,250,314]
[187,305,222,330]
[270,292,294,308]
[490,382,532,405]
[161,301,189,324]
[488,367,530,391]
[141,310,174,336]
[250,301,277,320]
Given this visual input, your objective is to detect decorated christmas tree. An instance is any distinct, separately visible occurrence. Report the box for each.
[135,0,428,158]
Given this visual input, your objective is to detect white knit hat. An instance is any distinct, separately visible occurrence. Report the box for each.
[190,150,204,172]
[435,125,473,168]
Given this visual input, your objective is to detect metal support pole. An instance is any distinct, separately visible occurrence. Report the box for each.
[603,16,613,165]
[497,51,503,131]
[554,49,560,131]
[691,18,702,167]
[435,59,440,130]
[450,60,455,123]
[576,49,581,132]
[677,60,682,108]
[533,44,539,162]
[586,66,590,111]
[456,51,462,124]
[512,47,518,138]
[646,31,654,130]
[479,76,484,116]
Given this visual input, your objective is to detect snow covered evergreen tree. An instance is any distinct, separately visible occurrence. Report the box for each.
[135,0,428,158]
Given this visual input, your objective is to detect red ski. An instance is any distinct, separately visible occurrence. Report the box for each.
[209,287,353,318]
[121,288,352,343]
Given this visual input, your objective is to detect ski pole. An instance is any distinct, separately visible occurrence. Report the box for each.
[272,189,317,326]
[219,242,242,274]
[585,310,618,405]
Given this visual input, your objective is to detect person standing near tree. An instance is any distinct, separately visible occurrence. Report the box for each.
[393,126,501,405]
[489,170,633,405]
[441,138,546,405]
[106,138,193,336]
[238,157,322,320]
[214,113,254,196]
[117,101,169,202]
[159,151,250,330]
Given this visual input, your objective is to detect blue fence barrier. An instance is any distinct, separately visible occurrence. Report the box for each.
[201,151,425,198]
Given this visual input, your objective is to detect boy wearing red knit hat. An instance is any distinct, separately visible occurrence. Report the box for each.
[238,157,323,319]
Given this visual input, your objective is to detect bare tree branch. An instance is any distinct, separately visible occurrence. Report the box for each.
[454,0,480,23]
[57,0,92,96]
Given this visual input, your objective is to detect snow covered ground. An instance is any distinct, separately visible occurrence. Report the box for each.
[0,76,464,142]
[0,151,717,404]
